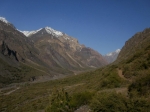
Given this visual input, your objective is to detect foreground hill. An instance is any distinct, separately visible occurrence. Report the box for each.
[117,28,150,62]
[116,28,150,80]
[0,17,107,87]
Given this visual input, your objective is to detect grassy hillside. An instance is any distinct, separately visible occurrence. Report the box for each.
[117,28,150,63]
[0,57,49,87]
[0,62,149,111]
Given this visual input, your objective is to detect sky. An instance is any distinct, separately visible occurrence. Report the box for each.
[0,0,150,55]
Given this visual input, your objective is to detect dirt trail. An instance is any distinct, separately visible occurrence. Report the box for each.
[117,68,132,82]
[4,87,20,95]
[0,86,20,95]
[64,83,85,90]
[117,68,127,80]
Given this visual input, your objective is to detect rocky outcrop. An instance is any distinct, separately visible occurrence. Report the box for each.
[1,41,19,61]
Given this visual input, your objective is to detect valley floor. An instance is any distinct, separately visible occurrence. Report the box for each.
[0,66,150,112]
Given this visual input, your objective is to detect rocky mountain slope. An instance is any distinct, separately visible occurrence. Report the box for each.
[0,17,107,86]
[25,27,107,69]
[103,49,120,63]
[0,18,50,86]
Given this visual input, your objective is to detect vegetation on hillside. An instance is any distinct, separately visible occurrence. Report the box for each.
[0,28,150,111]
[0,57,48,87]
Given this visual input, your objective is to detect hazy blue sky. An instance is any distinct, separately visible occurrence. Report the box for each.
[1,0,150,55]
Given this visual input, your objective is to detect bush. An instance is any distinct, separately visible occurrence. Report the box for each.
[90,92,127,112]
[45,89,72,112]
[100,72,122,88]
[128,73,150,97]
[90,92,150,112]
[127,98,150,112]
[45,89,94,112]
[70,91,94,109]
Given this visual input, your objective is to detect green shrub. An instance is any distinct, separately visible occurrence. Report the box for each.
[90,92,150,112]
[127,98,150,112]
[100,72,122,89]
[126,51,143,64]
[128,73,150,98]
[90,92,127,112]
[45,89,72,112]
[70,91,94,109]
[45,89,94,112]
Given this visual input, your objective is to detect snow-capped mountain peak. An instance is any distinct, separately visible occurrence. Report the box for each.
[0,17,9,24]
[19,27,63,37]
[106,49,121,56]
[45,26,63,37]
[106,53,112,56]
[115,49,121,53]
[104,49,121,63]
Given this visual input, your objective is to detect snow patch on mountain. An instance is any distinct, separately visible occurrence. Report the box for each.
[19,28,42,37]
[104,49,121,63]
[106,49,120,56]
[106,53,112,56]
[0,17,9,24]
[115,49,121,53]
[19,27,63,37]
[45,27,63,37]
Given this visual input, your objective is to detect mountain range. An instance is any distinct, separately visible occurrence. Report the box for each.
[0,17,109,86]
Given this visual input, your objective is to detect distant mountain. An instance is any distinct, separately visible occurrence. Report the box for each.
[103,49,120,63]
[19,27,63,37]
[0,17,107,86]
